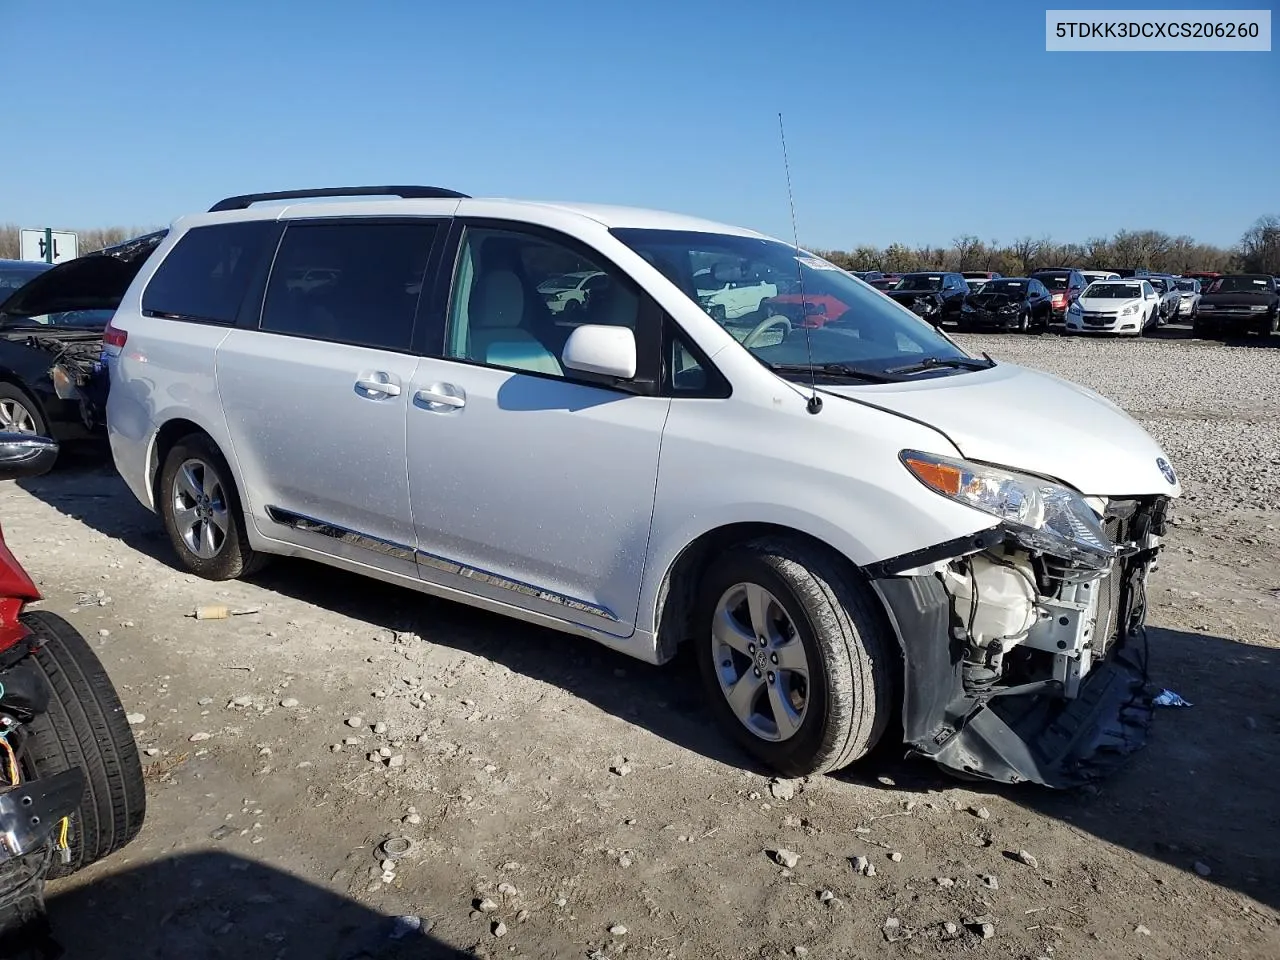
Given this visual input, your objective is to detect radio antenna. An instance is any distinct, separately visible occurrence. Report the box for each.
[778,112,822,415]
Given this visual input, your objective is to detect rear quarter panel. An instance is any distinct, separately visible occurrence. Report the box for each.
[106,224,249,513]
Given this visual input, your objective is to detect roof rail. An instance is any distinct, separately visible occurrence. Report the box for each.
[208,185,469,213]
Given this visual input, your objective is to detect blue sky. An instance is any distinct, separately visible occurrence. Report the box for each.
[4,1,1276,249]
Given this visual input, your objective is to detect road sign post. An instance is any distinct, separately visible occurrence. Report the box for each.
[19,229,78,264]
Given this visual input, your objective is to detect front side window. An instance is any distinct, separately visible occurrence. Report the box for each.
[612,229,973,380]
[143,221,274,324]
[260,221,437,351]
[445,227,640,379]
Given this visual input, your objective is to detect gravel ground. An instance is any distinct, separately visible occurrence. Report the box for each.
[1,324,1276,960]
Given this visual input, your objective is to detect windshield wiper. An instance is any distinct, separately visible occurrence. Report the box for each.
[884,356,996,376]
[766,362,901,384]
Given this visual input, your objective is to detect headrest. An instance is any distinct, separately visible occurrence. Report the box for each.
[471,270,524,329]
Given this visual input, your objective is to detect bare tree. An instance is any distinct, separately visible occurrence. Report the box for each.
[1239,215,1280,274]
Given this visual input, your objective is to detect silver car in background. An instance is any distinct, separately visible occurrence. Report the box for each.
[1174,277,1201,319]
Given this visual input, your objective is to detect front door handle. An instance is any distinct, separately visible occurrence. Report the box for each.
[415,386,466,409]
[356,375,402,397]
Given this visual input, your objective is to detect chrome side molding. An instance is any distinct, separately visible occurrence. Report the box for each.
[265,506,618,622]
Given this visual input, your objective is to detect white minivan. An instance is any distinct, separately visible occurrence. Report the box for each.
[80,187,1180,787]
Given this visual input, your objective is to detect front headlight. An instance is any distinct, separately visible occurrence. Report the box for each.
[1120,303,1138,315]
[1250,305,1269,312]
[900,450,1116,565]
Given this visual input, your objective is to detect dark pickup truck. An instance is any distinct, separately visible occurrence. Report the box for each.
[0,232,164,445]
[1193,274,1279,338]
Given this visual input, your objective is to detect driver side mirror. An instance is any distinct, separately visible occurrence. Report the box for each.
[562,325,637,380]
[0,434,58,481]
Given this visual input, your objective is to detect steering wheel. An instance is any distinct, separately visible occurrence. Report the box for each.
[741,314,792,349]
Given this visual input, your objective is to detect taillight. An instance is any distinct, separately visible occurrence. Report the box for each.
[103,321,128,349]
[1051,293,1065,305]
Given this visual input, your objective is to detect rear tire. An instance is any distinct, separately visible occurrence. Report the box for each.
[695,538,893,777]
[159,433,265,580]
[19,611,146,879]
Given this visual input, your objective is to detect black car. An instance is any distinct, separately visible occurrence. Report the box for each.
[0,260,54,306]
[0,232,164,445]
[1029,268,1088,323]
[1194,274,1280,337]
[959,277,1053,332]
[885,271,968,324]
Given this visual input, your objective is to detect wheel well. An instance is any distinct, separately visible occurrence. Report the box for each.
[654,522,866,662]
[150,419,211,505]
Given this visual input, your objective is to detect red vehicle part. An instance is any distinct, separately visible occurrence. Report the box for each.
[762,294,853,328]
[0,524,40,654]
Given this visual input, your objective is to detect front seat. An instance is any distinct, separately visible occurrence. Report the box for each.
[468,269,563,377]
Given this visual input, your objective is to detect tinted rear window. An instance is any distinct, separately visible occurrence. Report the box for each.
[142,222,274,323]
[259,221,437,351]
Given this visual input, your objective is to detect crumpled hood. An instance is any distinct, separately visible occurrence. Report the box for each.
[822,362,1181,498]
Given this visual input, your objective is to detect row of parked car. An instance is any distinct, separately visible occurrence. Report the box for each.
[855,268,1280,338]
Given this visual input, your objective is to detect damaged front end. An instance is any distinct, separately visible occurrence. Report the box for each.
[32,333,109,434]
[870,455,1171,788]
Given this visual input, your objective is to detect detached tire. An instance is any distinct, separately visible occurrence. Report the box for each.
[159,433,265,580]
[19,612,145,879]
[695,538,894,777]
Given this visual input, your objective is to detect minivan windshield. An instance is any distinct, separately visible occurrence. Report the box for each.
[611,229,974,379]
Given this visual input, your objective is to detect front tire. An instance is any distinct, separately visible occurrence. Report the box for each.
[159,434,264,580]
[1017,309,1030,333]
[695,538,893,777]
[19,611,146,879]
[0,384,47,438]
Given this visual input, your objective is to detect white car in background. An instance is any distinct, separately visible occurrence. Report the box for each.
[694,264,777,321]
[1080,270,1120,286]
[1173,277,1201,319]
[1065,279,1162,335]
[537,270,607,314]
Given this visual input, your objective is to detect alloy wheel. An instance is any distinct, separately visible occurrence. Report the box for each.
[711,583,810,742]
[172,458,230,559]
[0,398,38,434]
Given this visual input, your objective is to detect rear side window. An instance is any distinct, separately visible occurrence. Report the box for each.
[260,221,437,352]
[142,221,273,323]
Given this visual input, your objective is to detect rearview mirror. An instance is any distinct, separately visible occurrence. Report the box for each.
[562,325,637,380]
[0,434,58,481]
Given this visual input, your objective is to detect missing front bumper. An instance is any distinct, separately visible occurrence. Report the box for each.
[870,505,1165,788]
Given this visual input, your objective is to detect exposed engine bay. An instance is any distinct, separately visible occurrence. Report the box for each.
[873,495,1170,787]
[13,331,108,433]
